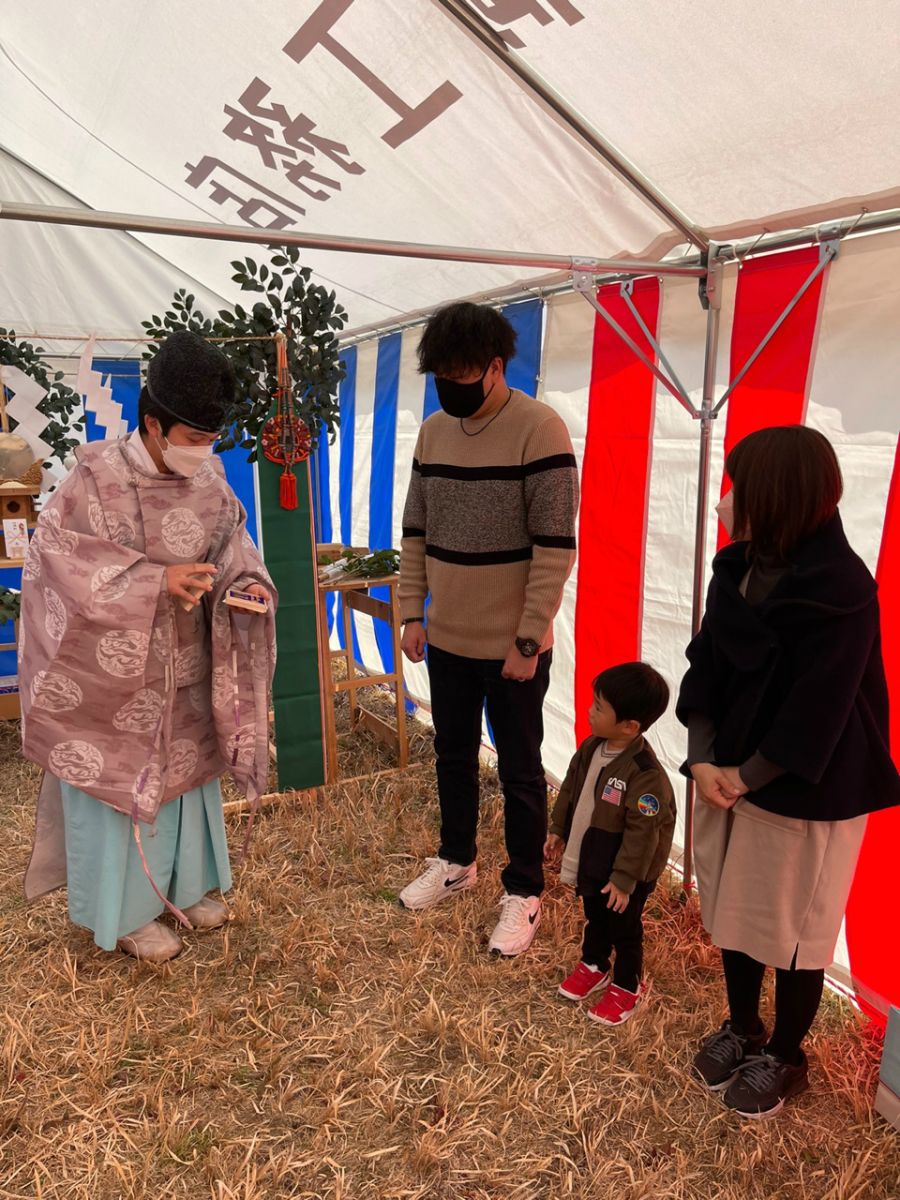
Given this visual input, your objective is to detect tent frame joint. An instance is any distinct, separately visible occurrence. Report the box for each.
[570,267,700,418]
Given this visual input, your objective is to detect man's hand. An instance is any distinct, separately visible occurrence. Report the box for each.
[544,833,565,865]
[166,563,217,607]
[601,881,630,913]
[244,582,272,604]
[501,645,539,682]
[691,762,743,810]
[401,620,426,663]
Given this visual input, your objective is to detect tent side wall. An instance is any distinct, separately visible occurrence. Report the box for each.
[324,230,900,1012]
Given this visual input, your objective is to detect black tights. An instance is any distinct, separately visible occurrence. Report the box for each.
[721,948,825,1065]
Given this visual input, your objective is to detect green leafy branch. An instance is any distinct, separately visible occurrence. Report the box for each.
[141,246,348,459]
[0,587,21,626]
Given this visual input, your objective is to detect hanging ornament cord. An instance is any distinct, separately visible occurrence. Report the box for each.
[275,332,299,511]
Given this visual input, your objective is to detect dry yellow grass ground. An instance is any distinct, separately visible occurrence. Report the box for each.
[1,708,898,1199]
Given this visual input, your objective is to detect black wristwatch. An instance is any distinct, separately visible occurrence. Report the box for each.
[515,637,540,658]
[402,617,424,626]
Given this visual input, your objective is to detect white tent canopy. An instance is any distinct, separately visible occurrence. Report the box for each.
[3,0,899,332]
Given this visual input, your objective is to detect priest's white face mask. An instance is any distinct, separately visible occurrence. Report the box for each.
[148,419,218,477]
[157,437,214,478]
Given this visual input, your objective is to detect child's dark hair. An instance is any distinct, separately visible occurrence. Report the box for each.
[593,662,669,731]
[417,302,518,377]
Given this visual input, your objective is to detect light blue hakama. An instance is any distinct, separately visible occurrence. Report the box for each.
[59,780,232,950]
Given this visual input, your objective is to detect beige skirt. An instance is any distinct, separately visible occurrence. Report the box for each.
[694,797,867,970]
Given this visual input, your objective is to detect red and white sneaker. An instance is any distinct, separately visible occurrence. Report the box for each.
[587,981,647,1026]
[558,962,611,1001]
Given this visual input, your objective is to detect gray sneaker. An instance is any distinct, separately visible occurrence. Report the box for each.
[723,1049,810,1119]
[693,1021,768,1091]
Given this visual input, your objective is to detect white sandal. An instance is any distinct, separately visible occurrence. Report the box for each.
[117,919,183,962]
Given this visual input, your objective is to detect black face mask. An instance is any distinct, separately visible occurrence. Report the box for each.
[434,366,494,419]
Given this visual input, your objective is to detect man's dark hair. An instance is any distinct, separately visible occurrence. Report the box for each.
[593,662,670,732]
[725,425,843,563]
[417,302,517,377]
[138,385,177,436]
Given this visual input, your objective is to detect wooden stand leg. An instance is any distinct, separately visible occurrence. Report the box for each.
[390,584,409,770]
[317,588,339,783]
[342,597,359,728]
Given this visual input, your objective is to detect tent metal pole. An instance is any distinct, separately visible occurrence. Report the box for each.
[341,210,900,346]
[0,201,709,277]
[682,260,723,896]
[717,208,900,259]
[429,0,707,250]
[618,280,694,413]
[712,239,838,415]
[572,268,698,416]
[343,269,607,345]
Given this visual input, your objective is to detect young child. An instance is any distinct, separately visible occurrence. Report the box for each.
[545,662,675,1026]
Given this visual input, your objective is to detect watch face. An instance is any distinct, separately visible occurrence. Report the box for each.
[518,638,539,657]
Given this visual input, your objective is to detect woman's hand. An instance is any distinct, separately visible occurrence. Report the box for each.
[691,762,743,810]
[719,765,749,799]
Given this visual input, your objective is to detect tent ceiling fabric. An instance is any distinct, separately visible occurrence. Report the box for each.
[0,151,229,353]
[471,0,900,240]
[1,1,899,330]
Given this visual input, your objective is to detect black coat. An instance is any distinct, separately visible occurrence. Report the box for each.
[677,513,900,822]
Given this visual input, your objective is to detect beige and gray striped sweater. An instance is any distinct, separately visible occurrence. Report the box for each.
[399,391,579,660]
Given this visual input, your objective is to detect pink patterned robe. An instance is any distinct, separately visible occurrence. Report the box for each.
[20,436,276,898]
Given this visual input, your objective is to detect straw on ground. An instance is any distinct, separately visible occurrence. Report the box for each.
[0,701,897,1199]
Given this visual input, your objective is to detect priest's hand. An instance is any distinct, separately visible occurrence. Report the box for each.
[244,583,272,604]
[166,563,217,605]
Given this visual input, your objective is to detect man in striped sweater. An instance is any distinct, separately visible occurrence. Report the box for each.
[398,302,579,956]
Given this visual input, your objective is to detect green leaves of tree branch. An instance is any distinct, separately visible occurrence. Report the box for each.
[141,246,348,459]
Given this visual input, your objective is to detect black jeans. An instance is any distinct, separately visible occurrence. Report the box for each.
[582,880,656,993]
[426,643,552,897]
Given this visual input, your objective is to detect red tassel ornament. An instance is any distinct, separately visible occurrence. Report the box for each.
[280,469,299,510]
[261,331,311,510]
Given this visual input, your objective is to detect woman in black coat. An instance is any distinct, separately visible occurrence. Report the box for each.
[678,425,900,1120]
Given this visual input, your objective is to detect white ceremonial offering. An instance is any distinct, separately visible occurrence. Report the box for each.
[3,517,29,560]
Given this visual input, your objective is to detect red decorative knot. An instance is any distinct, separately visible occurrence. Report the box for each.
[261,412,311,466]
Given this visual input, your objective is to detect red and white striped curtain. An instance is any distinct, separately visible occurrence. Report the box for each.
[540,231,900,1016]
[331,230,900,1015]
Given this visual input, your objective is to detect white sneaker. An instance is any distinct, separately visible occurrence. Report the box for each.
[398,856,477,910]
[487,893,542,956]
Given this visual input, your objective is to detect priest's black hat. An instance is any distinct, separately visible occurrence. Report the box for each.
[145,331,235,432]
